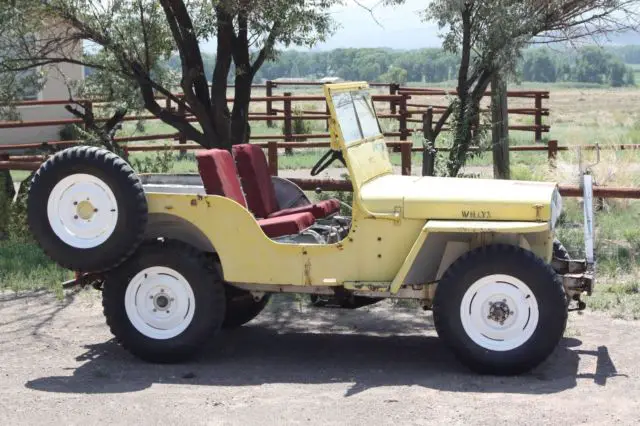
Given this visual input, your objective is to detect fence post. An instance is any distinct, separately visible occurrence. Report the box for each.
[166,97,172,113]
[177,100,187,156]
[399,93,408,141]
[422,108,437,177]
[534,93,543,142]
[283,92,293,155]
[389,83,399,114]
[266,80,274,128]
[491,73,510,179]
[267,141,278,176]
[547,139,558,168]
[325,101,330,131]
[400,142,412,176]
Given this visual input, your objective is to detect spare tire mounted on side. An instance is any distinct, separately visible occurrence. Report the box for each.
[28,146,148,272]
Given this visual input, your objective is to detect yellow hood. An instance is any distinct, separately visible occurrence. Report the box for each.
[359,175,557,222]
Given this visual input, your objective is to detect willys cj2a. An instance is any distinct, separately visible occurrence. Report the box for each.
[28,82,595,374]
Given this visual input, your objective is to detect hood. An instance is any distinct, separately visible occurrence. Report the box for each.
[358,175,557,222]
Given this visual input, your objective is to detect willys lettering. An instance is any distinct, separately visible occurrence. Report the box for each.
[462,210,491,219]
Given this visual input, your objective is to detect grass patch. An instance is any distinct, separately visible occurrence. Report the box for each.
[0,240,70,298]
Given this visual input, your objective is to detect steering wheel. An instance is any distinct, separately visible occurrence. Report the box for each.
[311,149,346,176]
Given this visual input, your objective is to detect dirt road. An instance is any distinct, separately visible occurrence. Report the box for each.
[0,291,638,425]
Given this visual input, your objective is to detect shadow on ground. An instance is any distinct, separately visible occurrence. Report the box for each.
[24,299,620,397]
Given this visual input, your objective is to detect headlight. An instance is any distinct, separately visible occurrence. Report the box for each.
[550,189,563,230]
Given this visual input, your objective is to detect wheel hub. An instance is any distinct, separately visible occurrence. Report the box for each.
[151,289,173,312]
[76,199,96,220]
[487,299,514,325]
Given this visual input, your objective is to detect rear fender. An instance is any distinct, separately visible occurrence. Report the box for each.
[389,220,552,294]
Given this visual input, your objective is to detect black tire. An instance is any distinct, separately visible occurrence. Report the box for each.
[433,244,567,375]
[28,146,147,272]
[102,240,225,363]
[222,285,271,329]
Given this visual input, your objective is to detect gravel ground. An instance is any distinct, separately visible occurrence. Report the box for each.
[0,291,638,425]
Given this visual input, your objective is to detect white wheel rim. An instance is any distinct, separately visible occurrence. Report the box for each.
[124,266,196,340]
[46,173,119,249]
[460,274,539,352]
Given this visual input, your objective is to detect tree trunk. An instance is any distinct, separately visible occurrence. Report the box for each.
[230,68,253,146]
[491,73,510,179]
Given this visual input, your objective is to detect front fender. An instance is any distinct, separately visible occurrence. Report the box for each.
[389,220,551,294]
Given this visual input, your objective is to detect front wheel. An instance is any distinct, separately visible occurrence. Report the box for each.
[433,244,567,375]
[103,240,225,363]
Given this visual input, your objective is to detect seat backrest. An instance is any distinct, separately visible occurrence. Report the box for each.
[232,144,279,218]
[196,149,247,208]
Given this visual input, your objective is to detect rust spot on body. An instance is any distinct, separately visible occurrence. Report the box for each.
[304,259,312,285]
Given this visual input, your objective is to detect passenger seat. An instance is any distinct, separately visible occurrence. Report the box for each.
[196,149,315,238]
[232,144,341,219]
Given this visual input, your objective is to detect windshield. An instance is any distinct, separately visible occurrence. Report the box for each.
[331,90,382,146]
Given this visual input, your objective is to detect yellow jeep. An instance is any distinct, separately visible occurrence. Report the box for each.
[28,82,594,374]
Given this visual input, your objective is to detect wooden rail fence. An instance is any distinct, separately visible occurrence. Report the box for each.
[3,81,635,199]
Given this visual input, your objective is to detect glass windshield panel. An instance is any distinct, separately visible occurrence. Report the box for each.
[352,91,381,138]
[331,91,361,144]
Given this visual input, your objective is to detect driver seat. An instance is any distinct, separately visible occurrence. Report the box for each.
[232,144,341,219]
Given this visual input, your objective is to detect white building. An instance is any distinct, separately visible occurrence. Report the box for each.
[1,26,84,146]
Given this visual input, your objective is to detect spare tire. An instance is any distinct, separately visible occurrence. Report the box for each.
[28,146,148,272]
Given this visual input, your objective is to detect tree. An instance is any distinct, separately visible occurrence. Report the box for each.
[388,0,640,176]
[523,49,557,83]
[0,1,337,150]
[609,59,628,87]
[379,65,408,84]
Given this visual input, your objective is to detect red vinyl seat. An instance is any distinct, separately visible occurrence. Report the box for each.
[196,149,315,238]
[232,144,341,219]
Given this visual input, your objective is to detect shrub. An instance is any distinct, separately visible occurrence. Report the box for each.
[129,149,175,174]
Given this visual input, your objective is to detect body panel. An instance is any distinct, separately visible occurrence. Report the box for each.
[146,192,424,286]
[359,174,556,221]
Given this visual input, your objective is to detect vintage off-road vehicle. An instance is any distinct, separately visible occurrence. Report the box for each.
[27,82,595,374]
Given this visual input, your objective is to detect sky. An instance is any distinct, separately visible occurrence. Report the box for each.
[316,0,440,50]
[200,0,442,53]
[198,0,640,53]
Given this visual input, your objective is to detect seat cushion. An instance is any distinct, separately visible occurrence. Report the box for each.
[232,144,279,218]
[269,199,341,219]
[258,212,315,238]
[196,149,247,207]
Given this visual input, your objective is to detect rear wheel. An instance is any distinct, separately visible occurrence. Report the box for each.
[222,286,270,329]
[103,240,225,363]
[433,244,567,375]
